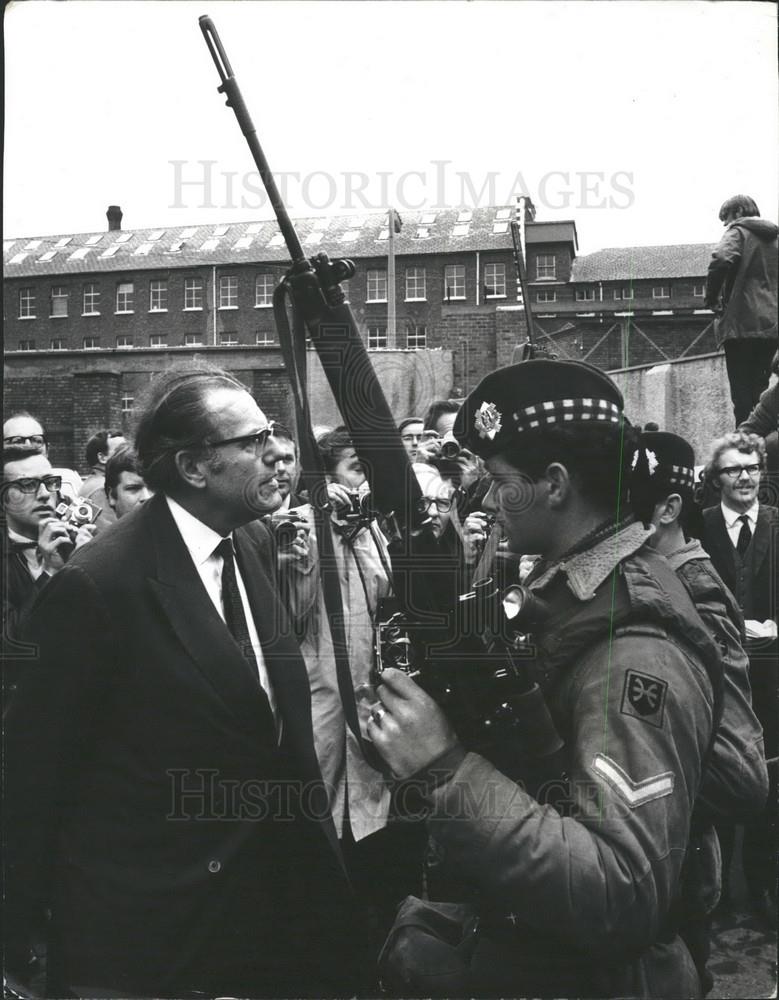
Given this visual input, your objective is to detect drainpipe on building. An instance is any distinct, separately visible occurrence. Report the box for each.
[212,265,217,346]
[476,251,480,306]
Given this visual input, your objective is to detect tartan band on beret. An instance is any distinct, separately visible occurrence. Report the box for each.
[667,464,695,490]
[513,397,622,432]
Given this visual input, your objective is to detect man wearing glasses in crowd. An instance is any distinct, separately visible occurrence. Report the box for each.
[2,446,96,653]
[3,411,83,501]
[4,363,357,999]
[701,430,778,927]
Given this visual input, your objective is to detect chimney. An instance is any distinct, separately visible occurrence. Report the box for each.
[106,205,123,231]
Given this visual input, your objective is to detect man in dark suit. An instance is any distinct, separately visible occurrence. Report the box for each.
[701,429,778,928]
[4,364,357,997]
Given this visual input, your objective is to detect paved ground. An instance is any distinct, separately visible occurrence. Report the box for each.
[709,834,777,1000]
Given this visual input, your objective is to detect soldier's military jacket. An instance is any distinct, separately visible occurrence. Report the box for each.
[424,522,720,998]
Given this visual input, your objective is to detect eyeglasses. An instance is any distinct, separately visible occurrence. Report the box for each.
[3,474,62,495]
[717,464,761,480]
[401,433,423,443]
[4,434,47,448]
[206,424,274,454]
[416,495,454,514]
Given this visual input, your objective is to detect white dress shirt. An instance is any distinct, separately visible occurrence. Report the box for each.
[721,500,759,549]
[165,497,277,722]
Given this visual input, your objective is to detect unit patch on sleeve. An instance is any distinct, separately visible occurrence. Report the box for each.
[620,669,668,728]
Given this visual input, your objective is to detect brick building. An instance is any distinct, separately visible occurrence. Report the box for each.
[4,203,716,469]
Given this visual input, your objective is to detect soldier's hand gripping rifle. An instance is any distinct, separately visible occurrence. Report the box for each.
[199,17,564,780]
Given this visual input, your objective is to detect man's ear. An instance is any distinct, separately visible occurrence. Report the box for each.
[657,493,683,526]
[174,450,209,490]
[107,489,117,511]
[545,462,572,509]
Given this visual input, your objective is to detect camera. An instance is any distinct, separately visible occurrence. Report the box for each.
[264,510,307,551]
[440,432,461,460]
[54,497,102,537]
[338,489,373,525]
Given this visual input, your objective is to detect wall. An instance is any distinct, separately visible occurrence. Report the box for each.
[610,351,733,461]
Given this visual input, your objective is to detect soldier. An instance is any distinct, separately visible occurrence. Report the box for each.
[372,360,722,997]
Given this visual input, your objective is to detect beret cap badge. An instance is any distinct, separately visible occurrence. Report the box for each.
[474,401,503,440]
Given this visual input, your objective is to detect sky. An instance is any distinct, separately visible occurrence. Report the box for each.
[4,0,777,254]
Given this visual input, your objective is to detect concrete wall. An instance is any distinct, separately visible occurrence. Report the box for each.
[609,351,732,460]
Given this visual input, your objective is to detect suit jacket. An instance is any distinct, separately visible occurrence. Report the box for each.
[4,494,354,996]
[701,504,778,624]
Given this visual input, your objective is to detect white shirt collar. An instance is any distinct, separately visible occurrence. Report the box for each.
[165,495,229,566]
[721,499,759,529]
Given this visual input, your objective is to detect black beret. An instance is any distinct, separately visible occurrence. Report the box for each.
[453,359,625,458]
[634,431,696,490]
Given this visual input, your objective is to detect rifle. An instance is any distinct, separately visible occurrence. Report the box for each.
[199,17,564,774]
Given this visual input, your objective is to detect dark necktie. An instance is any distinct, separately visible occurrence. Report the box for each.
[736,514,752,557]
[216,537,262,681]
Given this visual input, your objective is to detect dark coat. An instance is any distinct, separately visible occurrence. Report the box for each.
[4,494,354,997]
[701,504,779,624]
[705,217,779,345]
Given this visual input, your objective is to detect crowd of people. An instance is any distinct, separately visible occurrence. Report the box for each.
[2,193,776,999]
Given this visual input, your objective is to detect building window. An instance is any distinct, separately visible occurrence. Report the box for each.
[536,255,556,280]
[368,325,387,349]
[50,286,68,317]
[184,278,204,310]
[407,325,427,349]
[149,280,168,311]
[693,284,705,298]
[255,273,274,307]
[150,334,167,348]
[83,283,100,315]
[184,334,203,347]
[121,395,134,414]
[255,331,275,346]
[50,338,65,351]
[219,275,238,309]
[116,282,134,313]
[19,288,35,319]
[613,287,634,300]
[219,333,239,346]
[536,290,557,303]
[405,268,427,301]
[367,269,388,302]
[82,336,100,350]
[484,263,506,298]
[652,286,670,299]
[18,339,36,351]
[575,288,596,302]
[116,335,134,349]
[444,265,466,301]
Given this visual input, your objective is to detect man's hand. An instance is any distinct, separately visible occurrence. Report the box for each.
[36,518,76,575]
[327,482,354,510]
[462,511,491,565]
[367,667,460,779]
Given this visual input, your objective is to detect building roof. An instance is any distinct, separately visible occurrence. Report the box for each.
[571,243,716,282]
[2,206,521,279]
[525,220,578,251]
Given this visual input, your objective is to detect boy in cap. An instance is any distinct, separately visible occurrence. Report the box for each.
[371,359,723,997]
[630,430,768,980]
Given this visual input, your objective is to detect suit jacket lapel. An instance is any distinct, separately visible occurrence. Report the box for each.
[144,497,274,741]
[705,507,737,589]
[750,506,775,580]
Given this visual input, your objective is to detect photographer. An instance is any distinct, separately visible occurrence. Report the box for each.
[279,427,424,959]
[2,446,97,654]
[373,360,723,998]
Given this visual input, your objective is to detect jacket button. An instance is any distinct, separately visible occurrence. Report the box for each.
[208,860,221,873]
